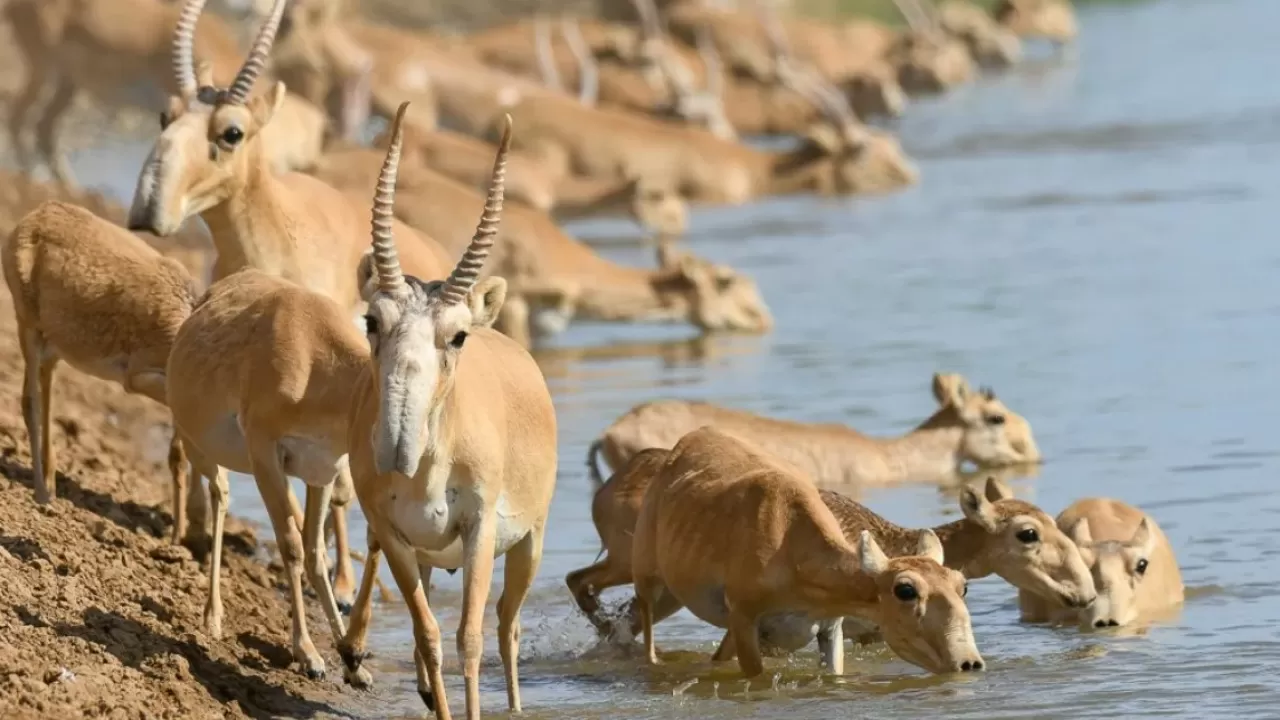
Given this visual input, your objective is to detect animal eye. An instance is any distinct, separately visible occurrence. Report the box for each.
[986,414,1006,426]
[221,126,244,146]
[1135,559,1148,575]
[364,315,378,336]
[893,583,918,602]
[451,331,467,348]
[159,111,170,130]
[1016,528,1039,544]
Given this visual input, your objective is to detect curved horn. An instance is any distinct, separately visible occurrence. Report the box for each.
[560,17,598,106]
[534,17,563,91]
[894,0,929,32]
[369,101,410,296]
[630,0,663,41]
[440,115,512,305]
[172,0,210,99]
[696,26,723,98]
[226,0,287,104]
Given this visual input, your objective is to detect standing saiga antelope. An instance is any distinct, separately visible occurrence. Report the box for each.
[159,101,464,684]
[1019,498,1183,630]
[334,116,559,720]
[587,372,1042,487]
[631,427,986,677]
[2,202,199,545]
[128,0,452,610]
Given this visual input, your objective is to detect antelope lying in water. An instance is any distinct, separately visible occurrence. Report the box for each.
[587,372,1041,487]
[310,147,764,347]
[334,114,557,720]
[127,0,452,609]
[1019,498,1183,629]
[571,454,1094,670]
[2,202,198,538]
[3,0,337,187]
[631,427,985,677]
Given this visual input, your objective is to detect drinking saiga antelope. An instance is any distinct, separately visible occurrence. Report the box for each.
[128,0,455,607]
[2,202,198,543]
[630,427,985,677]
[588,371,1041,487]
[571,458,1094,672]
[1019,498,1183,629]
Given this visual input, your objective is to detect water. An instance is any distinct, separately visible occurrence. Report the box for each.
[67,0,1280,716]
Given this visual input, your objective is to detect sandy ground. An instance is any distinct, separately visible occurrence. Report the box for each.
[0,175,369,720]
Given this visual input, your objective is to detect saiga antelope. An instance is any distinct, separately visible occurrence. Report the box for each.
[571,461,1094,672]
[993,0,1079,45]
[1019,498,1183,629]
[334,116,557,720]
[587,372,1041,487]
[127,0,452,608]
[2,201,198,545]
[2,0,337,188]
[631,427,985,677]
[161,103,458,683]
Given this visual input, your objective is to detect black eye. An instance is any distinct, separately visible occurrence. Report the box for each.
[1016,528,1039,544]
[893,583,918,602]
[986,414,1006,426]
[159,111,170,130]
[221,126,244,146]
[364,315,378,335]
[451,331,467,348]
[1135,559,1148,575]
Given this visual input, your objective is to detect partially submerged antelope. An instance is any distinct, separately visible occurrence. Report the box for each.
[335,113,558,720]
[587,372,1042,488]
[571,457,1095,671]
[1020,498,1183,629]
[2,202,198,537]
[631,427,985,677]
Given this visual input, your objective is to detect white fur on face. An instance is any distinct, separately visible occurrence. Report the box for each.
[373,311,440,479]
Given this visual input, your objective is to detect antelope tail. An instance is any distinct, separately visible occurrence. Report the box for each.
[586,439,607,488]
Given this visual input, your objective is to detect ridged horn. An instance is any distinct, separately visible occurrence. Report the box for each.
[369,101,410,296]
[440,115,512,305]
[226,0,287,104]
[534,17,563,91]
[560,17,598,106]
[173,0,210,99]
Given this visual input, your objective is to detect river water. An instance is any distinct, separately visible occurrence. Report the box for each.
[70,0,1280,717]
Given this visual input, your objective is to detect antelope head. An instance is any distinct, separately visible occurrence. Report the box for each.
[938,0,1023,69]
[363,102,511,479]
[859,531,985,674]
[839,66,908,121]
[629,175,688,239]
[128,0,289,235]
[992,0,1078,45]
[927,373,1042,466]
[655,244,772,333]
[889,0,976,94]
[1068,517,1158,629]
[958,478,1098,609]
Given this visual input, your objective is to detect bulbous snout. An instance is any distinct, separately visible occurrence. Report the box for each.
[373,432,422,480]
[952,655,986,673]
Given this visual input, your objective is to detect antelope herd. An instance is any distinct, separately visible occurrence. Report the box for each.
[0,0,1188,718]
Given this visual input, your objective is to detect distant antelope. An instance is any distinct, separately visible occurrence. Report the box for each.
[127,0,453,609]
[588,372,1041,488]
[938,0,1023,69]
[2,0,336,188]
[631,427,985,677]
[1020,498,1183,629]
[572,459,1095,671]
[992,0,1079,45]
[333,113,557,720]
[2,202,198,544]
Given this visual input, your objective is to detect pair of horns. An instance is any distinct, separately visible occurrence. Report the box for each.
[534,16,598,106]
[173,0,285,103]
[753,1,860,129]
[370,102,511,304]
[894,0,941,33]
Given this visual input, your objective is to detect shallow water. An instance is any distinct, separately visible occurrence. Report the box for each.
[62,0,1280,716]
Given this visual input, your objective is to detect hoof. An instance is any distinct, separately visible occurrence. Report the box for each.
[344,665,373,689]
[302,660,327,681]
[338,644,370,671]
[418,688,435,711]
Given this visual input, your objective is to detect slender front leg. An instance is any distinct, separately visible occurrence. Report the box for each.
[712,629,737,662]
[248,439,326,679]
[379,531,450,719]
[816,618,844,675]
[623,586,684,640]
[459,517,498,720]
[34,77,78,190]
[632,577,665,665]
[565,556,633,635]
[18,329,54,503]
[497,526,545,713]
[338,530,381,689]
[328,463,358,612]
[203,464,229,638]
[729,608,764,678]
[167,434,190,545]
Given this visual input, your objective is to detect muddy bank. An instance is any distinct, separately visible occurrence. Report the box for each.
[0,177,364,719]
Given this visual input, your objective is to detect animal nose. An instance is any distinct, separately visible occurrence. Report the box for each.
[957,659,984,672]
[1062,592,1096,609]
[1093,619,1120,628]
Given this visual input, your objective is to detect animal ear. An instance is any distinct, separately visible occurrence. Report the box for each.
[959,484,1001,534]
[858,531,889,575]
[468,276,507,328]
[804,122,844,154]
[931,372,971,406]
[1129,516,1156,556]
[916,529,945,566]
[250,81,288,129]
[1068,517,1093,546]
[196,61,216,90]
[984,476,1013,502]
[355,252,376,301]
